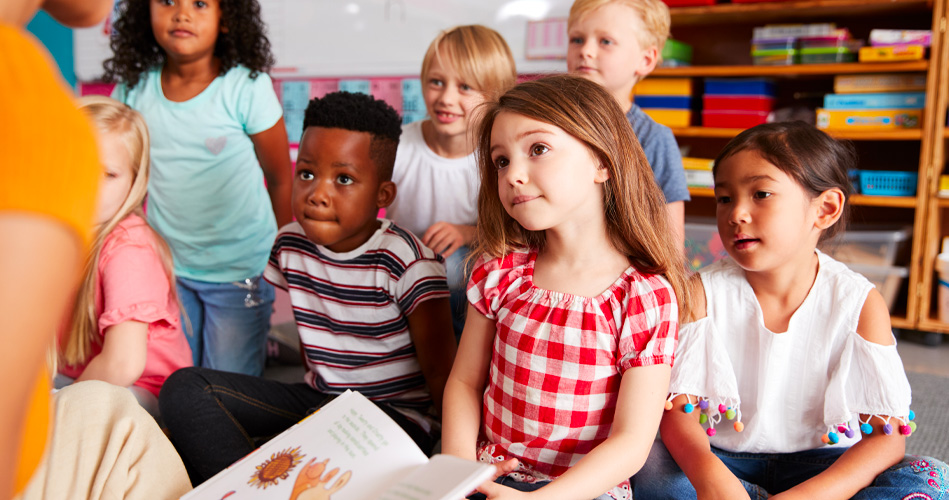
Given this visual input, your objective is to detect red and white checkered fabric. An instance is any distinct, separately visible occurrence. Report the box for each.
[467,249,678,488]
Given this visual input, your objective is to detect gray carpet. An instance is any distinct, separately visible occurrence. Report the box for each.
[906,371,949,462]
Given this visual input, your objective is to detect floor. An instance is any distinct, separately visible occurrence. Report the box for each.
[896,331,949,377]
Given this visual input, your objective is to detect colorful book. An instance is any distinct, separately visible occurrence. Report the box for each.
[834,73,927,93]
[183,391,495,500]
[816,108,922,130]
[823,92,926,110]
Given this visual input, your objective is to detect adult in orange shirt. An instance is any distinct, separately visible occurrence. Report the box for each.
[2,2,188,499]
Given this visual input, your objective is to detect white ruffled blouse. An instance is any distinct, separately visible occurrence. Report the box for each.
[668,251,913,453]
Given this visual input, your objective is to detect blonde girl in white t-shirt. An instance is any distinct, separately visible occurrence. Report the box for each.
[387,25,517,337]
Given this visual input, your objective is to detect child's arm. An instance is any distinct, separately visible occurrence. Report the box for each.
[75,321,148,388]
[422,223,477,258]
[770,288,906,500]
[656,275,751,500]
[405,297,457,415]
[479,363,673,500]
[251,118,294,227]
[666,201,685,254]
[442,305,494,461]
[661,396,751,500]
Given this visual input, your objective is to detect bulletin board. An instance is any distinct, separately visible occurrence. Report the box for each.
[73,0,573,82]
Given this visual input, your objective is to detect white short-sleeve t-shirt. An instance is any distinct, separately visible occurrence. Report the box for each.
[386,120,479,238]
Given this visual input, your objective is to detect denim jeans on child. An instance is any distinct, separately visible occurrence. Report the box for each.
[632,438,949,499]
[159,367,437,485]
[466,477,614,500]
[445,245,471,340]
[177,274,274,376]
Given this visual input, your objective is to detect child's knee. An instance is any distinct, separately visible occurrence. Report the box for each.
[158,367,211,417]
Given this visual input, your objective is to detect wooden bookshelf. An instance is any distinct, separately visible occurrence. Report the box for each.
[653,61,929,78]
[669,0,931,25]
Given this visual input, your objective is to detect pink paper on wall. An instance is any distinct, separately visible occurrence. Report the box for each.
[310,79,340,99]
[79,81,116,96]
[371,78,404,114]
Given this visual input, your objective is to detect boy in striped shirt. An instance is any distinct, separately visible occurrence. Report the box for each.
[159,91,456,485]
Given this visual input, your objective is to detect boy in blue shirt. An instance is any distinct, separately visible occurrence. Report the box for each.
[567,0,690,249]
[160,91,456,485]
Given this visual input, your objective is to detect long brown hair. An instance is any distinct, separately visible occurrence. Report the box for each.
[61,96,175,366]
[472,74,690,321]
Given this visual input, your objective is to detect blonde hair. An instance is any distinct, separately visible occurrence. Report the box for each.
[420,25,518,102]
[473,74,690,322]
[61,96,175,366]
[568,0,671,58]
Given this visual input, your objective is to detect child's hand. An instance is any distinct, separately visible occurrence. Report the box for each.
[477,481,532,499]
[422,222,468,258]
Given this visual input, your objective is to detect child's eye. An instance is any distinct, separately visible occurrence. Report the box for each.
[105,171,118,179]
[493,156,509,170]
[715,195,731,204]
[753,191,772,200]
[428,79,443,88]
[569,36,583,45]
[194,0,206,7]
[337,174,354,185]
[529,144,550,157]
[600,38,614,46]
[298,170,314,181]
[459,83,472,92]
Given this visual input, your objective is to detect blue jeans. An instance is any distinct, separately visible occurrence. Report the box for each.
[159,367,436,485]
[467,477,614,500]
[445,245,471,340]
[177,274,275,376]
[633,438,949,499]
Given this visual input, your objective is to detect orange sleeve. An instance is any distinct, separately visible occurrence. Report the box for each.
[0,24,99,248]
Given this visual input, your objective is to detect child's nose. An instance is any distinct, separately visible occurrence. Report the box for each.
[307,181,332,206]
[503,159,528,186]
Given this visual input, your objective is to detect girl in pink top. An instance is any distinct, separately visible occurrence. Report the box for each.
[441,75,691,499]
[57,96,192,418]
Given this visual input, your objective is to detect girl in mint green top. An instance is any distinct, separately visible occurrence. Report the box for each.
[104,0,292,376]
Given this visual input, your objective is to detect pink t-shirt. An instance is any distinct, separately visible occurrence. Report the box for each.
[60,214,192,396]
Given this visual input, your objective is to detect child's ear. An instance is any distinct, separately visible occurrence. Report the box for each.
[635,45,660,78]
[814,187,845,230]
[594,164,610,184]
[377,181,397,209]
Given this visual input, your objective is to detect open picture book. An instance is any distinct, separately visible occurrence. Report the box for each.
[182,390,495,500]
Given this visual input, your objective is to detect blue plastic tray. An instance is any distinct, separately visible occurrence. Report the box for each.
[704,78,776,96]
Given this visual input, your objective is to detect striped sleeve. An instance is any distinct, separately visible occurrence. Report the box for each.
[387,227,449,315]
[263,228,291,290]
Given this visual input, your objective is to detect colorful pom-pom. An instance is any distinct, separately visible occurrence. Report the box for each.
[718,404,727,413]
[699,400,709,410]
[909,410,916,421]
[664,400,673,411]
[821,434,830,444]
[828,432,839,444]
[909,422,917,433]
[861,423,873,435]
[845,429,855,439]
[684,403,694,414]
[699,414,708,424]
[734,422,744,432]
[901,425,912,436]
[837,425,848,433]
[725,409,736,420]
[883,423,893,435]
[707,428,716,437]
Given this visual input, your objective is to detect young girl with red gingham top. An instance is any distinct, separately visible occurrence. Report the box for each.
[441,74,691,500]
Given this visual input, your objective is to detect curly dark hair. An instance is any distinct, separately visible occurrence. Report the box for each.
[103,0,275,87]
[303,91,403,181]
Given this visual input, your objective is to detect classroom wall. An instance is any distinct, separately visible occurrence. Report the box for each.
[27,11,76,87]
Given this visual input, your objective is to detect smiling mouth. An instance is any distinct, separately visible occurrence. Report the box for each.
[512,195,538,205]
